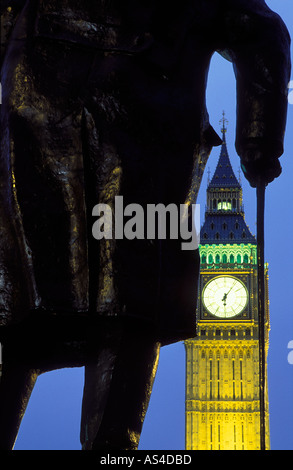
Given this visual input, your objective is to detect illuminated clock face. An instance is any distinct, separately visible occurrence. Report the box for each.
[202,276,248,318]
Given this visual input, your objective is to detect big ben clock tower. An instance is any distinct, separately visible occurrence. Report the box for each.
[185,114,270,450]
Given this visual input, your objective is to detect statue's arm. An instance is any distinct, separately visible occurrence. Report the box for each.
[1,0,27,68]
[219,0,291,186]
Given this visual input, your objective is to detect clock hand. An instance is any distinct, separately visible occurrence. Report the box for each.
[222,281,237,306]
[222,293,228,306]
[224,281,237,300]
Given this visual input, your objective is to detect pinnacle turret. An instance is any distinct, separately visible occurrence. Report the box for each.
[200,113,256,245]
[208,112,241,190]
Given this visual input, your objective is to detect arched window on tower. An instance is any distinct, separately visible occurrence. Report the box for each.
[218,200,232,211]
[215,254,220,264]
[222,254,227,263]
[230,254,235,263]
[208,254,213,264]
[244,254,249,264]
[237,254,241,264]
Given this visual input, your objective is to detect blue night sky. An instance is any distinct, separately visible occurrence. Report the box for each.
[14,0,293,451]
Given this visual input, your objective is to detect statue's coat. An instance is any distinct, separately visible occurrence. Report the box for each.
[0,0,290,346]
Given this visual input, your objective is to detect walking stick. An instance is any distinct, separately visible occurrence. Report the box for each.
[256,183,266,451]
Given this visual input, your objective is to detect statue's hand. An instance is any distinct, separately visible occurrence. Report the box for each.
[241,149,282,188]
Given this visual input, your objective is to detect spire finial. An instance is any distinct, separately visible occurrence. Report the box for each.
[238,166,242,185]
[219,110,228,135]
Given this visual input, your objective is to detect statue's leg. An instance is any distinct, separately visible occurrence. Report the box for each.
[80,322,160,450]
[0,362,39,450]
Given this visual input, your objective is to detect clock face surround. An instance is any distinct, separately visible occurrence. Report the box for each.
[202,276,248,319]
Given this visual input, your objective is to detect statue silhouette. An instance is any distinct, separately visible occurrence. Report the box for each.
[0,0,290,450]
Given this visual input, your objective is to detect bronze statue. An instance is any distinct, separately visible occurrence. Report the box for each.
[0,0,290,450]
